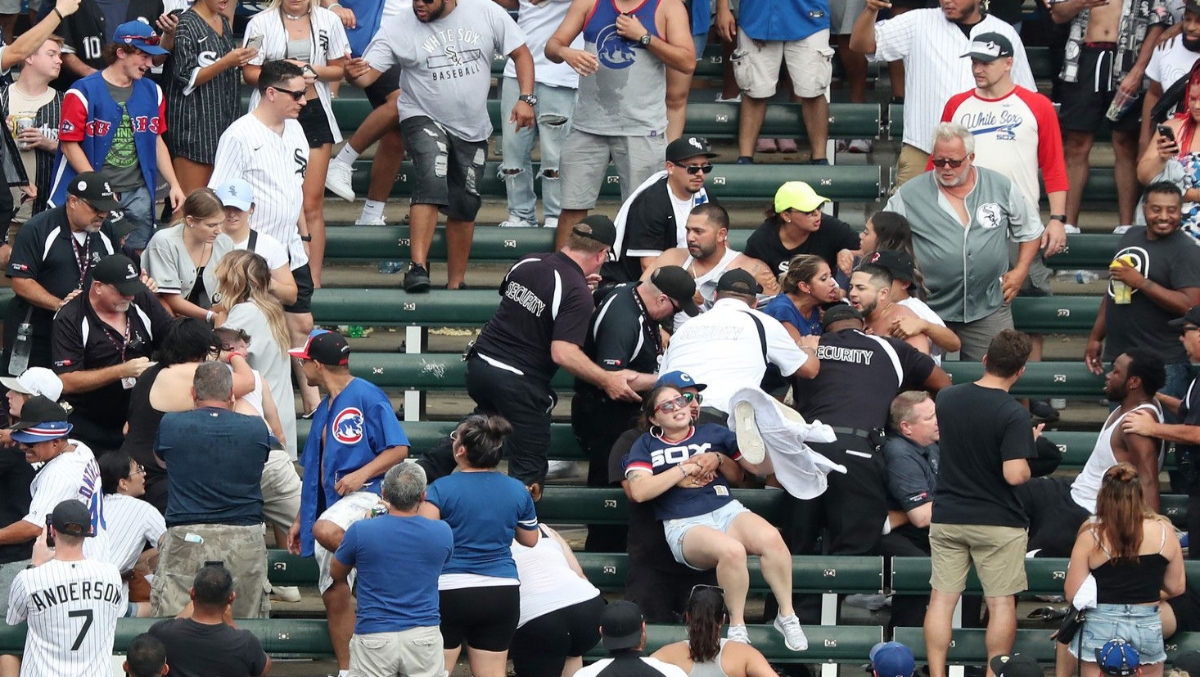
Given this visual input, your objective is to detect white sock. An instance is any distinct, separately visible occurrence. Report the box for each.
[361,200,384,220]
[339,671,350,677]
[335,145,360,165]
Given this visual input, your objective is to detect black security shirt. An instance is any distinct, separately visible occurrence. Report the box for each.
[794,328,935,430]
[576,282,661,398]
[744,214,860,276]
[474,251,594,382]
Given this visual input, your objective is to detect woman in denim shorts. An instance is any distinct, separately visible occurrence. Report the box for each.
[622,386,807,651]
[1062,463,1186,677]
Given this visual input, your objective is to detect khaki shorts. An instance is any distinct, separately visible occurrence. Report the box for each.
[350,626,447,677]
[261,449,301,530]
[151,523,270,618]
[893,144,929,190]
[315,490,383,593]
[929,522,1028,597]
[732,29,834,99]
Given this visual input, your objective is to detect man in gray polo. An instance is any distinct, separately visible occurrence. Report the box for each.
[884,122,1043,360]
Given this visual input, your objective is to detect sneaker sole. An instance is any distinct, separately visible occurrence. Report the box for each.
[404,280,431,293]
[325,183,356,202]
[733,401,767,464]
[773,618,809,651]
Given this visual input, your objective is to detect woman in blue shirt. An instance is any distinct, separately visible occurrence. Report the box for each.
[420,414,539,677]
[762,254,841,342]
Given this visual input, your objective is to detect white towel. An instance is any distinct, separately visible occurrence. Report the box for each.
[1072,574,1098,610]
[612,170,709,260]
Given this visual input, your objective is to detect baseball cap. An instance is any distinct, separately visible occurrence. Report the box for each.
[93,254,148,296]
[50,499,93,537]
[1187,0,1200,15]
[822,303,864,330]
[215,178,254,212]
[600,601,644,651]
[1169,305,1200,330]
[655,370,707,391]
[866,250,915,283]
[113,21,170,56]
[961,32,1014,62]
[289,329,351,366]
[716,269,763,296]
[572,215,617,249]
[774,181,829,214]
[67,171,122,212]
[1174,650,1200,676]
[870,642,915,677]
[666,136,718,164]
[0,368,63,401]
[650,266,700,317]
[1095,639,1140,677]
[989,655,1042,677]
[9,396,72,443]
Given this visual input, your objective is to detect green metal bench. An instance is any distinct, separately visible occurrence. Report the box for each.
[891,558,1200,598]
[895,627,1200,666]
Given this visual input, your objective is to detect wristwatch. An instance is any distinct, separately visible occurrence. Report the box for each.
[639,33,652,46]
[1049,214,1067,223]
[518,93,538,107]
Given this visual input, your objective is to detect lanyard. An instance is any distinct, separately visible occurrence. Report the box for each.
[70,234,90,290]
[100,315,131,362]
[630,283,664,357]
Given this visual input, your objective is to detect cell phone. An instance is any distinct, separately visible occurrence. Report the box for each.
[246,34,263,50]
[1158,124,1177,143]
[45,515,54,548]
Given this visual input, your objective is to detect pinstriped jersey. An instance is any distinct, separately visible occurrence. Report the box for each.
[5,558,124,677]
[25,442,112,564]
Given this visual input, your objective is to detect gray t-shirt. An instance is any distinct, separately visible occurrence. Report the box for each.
[363,0,526,142]
[101,80,144,192]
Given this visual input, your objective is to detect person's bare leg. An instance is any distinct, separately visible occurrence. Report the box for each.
[730,513,795,616]
[1111,128,1140,225]
[444,218,475,289]
[888,60,905,100]
[739,96,769,158]
[1056,641,1079,677]
[562,656,584,677]
[836,34,867,103]
[173,157,214,201]
[409,203,440,269]
[682,527,751,626]
[303,144,332,288]
[1063,130,1094,226]
[721,39,740,99]
[666,68,693,140]
[367,128,405,202]
[286,311,320,414]
[925,589,960,677]
[0,654,20,677]
[465,648,510,677]
[555,209,588,249]
[444,643,463,675]
[349,100,401,154]
[314,519,352,671]
[983,595,1018,677]
[798,95,828,161]
[0,15,16,44]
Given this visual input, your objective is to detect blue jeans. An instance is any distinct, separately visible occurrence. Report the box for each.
[499,77,576,224]
[112,185,155,251]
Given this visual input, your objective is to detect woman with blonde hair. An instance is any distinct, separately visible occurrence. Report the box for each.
[1061,463,1185,677]
[215,250,297,454]
[142,187,234,321]
[242,0,349,288]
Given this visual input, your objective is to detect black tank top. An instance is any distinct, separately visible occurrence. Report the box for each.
[118,363,168,511]
[1091,522,1171,604]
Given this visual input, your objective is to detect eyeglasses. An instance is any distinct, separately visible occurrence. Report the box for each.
[682,392,704,405]
[271,86,306,101]
[117,33,160,45]
[663,295,682,313]
[786,207,821,217]
[412,0,436,4]
[677,163,713,175]
[931,157,968,168]
[127,465,146,478]
[655,395,690,413]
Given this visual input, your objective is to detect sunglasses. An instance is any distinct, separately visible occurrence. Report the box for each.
[678,163,713,175]
[786,207,821,217]
[117,33,160,45]
[682,392,703,405]
[931,157,968,168]
[655,395,690,413]
[271,86,306,101]
[691,584,725,597]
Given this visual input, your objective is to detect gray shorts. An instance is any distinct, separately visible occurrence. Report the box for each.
[1009,242,1054,298]
[560,129,666,210]
[400,116,488,222]
[946,303,1015,362]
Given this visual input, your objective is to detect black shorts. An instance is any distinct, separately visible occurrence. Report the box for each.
[509,595,604,677]
[364,64,402,109]
[297,98,336,148]
[1013,476,1090,558]
[400,115,486,222]
[283,263,314,314]
[1058,46,1142,134]
[439,585,521,652]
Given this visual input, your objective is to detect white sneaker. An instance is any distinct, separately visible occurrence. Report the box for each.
[355,215,387,226]
[325,159,356,202]
[499,216,536,228]
[847,139,873,154]
[773,614,808,651]
[545,460,578,480]
[716,94,742,103]
[733,401,766,464]
[543,217,559,230]
[270,586,302,603]
[727,624,751,644]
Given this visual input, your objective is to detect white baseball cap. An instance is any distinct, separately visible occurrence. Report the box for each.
[1,367,63,401]
[215,178,254,212]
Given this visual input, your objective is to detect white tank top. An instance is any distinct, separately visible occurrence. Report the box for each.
[675,248,742,330]
[511,527,601,628]
[1070,402,1164,513]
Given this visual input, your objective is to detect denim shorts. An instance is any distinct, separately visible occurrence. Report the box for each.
[664,499,751,570]
[1069,603,1166,665]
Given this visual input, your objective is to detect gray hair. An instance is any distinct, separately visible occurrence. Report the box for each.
[193,361,233,402]
[381,463,427,511]
[931,122,975,156]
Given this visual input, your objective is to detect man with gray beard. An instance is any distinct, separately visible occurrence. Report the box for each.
[884,122,1043,361]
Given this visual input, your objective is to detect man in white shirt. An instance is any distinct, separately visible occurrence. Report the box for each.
[1142,0,1200,143]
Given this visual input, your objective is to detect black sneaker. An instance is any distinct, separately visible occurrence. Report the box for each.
[1030,399,1061,423]
[444,282,470,290]
[404,262,431,293]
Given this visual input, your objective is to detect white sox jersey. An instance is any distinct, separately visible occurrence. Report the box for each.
[102,494,165,597]
[25,441,112,564]
[6,558,124,677]
[209,114,309,271]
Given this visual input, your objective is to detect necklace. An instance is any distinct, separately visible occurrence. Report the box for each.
[283,10,309,19]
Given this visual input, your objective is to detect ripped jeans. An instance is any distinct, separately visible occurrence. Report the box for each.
[499,77,576,224]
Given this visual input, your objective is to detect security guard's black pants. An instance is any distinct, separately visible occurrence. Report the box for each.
[571,390,638,552]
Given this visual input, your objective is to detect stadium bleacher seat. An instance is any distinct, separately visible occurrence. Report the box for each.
[896,627,1200,666]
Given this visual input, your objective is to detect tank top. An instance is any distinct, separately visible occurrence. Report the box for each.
[674,248,741,329]
[573,0,666,137]
[511,525,602,627]
[118,363,169,506]
[1069,402,1164,513]
[1090,521,1171,605]
[688,639,733,677]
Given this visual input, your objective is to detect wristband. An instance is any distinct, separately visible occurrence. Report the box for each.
[300,234,313,242]
[227,351,247,361]
[205,310,214,324]
[680,465,689,478]
[1049,214,1067,223]
[53,7,64,19]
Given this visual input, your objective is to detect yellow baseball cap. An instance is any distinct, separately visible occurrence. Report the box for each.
[774,181,829,213]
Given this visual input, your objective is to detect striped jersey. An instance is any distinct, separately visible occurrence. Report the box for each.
[164,9,241,164]
[6,558,124,677]
[102,493,165,575]
[209,114,309,270]
[25,441,112,564]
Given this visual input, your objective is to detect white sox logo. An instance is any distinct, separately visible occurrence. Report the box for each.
[650,443,712,467]
[294,149,308,178]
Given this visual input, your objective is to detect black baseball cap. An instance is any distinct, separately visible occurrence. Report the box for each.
[867,250,915,283]
[1188,0,1200,15]
[67,171,122,212]
[1170,305,1200,331]
[93,254,148,296]
[650,266,700,317]
[822,303,864,330]
[600,601,644,651]
[51,499,93,537]
[666,137,718,164]
[573,215,617,249]
[961,32,1014,62]
[716,269,763,296]
[989,655,1041,677]
[288,329,351,366]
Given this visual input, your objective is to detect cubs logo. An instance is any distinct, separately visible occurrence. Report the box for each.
[332,407,364,444]
[595,24,636,69]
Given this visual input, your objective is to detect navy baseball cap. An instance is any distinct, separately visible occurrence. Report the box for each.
[655,370,707,391]
[113,21,169,56]
[961,32,1014,62]
[600,601,644,651]
[871,642,915,677]
[1096,640,1139,677]
[51,499,93,537]
[9,396,72,444]
[1170,305,1200,330]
